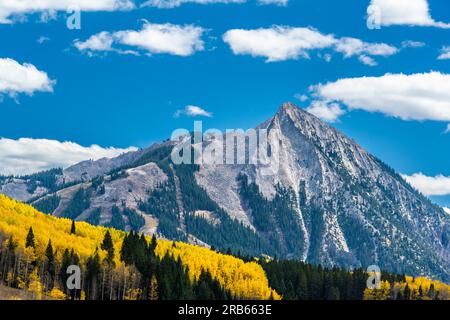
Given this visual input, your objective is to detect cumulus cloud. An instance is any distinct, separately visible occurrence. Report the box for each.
[223,26,334,62]
[0,138,137,176]
[74,22,205,57]
[401,173,450,196]
[0,0,134,24]
[309,72,450,122]
[368,0,450,28]
[0,58,54,97]
[74,31,115,52]
[306,101,345,122]
[174,105,213,118]
[438,46,450,60]
[222,26,398,64]
[334,37,398,58]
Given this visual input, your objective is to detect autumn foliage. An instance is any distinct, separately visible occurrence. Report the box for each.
[0,194,278,300]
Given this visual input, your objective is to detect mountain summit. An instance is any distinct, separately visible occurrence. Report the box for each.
[1,103,449,281]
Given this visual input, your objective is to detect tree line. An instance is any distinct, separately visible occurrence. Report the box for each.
[0,224,231,300]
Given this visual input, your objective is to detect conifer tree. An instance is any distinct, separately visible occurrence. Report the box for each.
[60,249,72,293]
[45,239,56,289]
[70,220,76,235]
[25,227,35,248]
[404,284,411,300]
[101,230,115,267]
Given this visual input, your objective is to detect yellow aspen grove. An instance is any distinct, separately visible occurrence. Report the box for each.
[0,194,279,300]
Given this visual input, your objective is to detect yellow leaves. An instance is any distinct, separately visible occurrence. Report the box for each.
[156,241,281,300]
[0,194,123,265]
[27,269,42,300]
[0,194,280,300]
[48,288,66,300]
[363,280,391,300]
[124,288,142,300]
[363,276,450,300]
[404,276,450,300]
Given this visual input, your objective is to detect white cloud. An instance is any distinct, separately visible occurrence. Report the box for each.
[142,0,285,9]
[223,26,335,62]
[75,35,106,53]
[37,36,50,44]
[444,207,450,215]
[401,40,426,48]
[0,0,134,24]
[402,173,450,196]
[368,0,450,28]
[74,31,115,52]
[0,138,137,176]
[223,26,397,64]
[358,55,377,66]
[310,72,450,122]
[174,105,213,118]
[438,46,450,60]
[295,94,309,102]
[334,37,398,58]
[0,58,54,97]
[75,22,205,57]
[257,0,287,5]
[306,101,345,122]
[143,0,244,9]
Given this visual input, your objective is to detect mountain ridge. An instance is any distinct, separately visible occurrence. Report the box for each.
[1,103,449,281]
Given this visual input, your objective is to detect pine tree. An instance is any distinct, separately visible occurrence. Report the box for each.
[60,249,72,292]
[327,286,341,300]
[45,239,56,289]
[25,227,35,248]
[101,230,115,267]
[86,250,102,300]
[70,220,76,235]
[404,284,411,300]
[428,284,436,299]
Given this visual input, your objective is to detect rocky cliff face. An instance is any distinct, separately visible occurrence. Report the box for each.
[1,103,449,281]
[197,103,450,280]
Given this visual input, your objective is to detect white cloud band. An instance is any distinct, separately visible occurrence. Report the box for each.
[0,0,134,24]
[142,0,286,9]
[0,138,137,176]
[402,173,450,196]
[309,72,450,122]
[223,26,398,64]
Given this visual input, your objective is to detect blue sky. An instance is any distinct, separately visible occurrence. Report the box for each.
[1,0,450,206]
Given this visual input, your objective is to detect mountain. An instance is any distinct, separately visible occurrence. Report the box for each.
[1,103,449,282]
